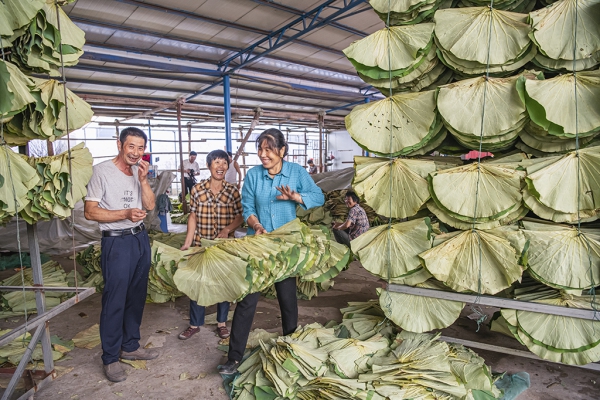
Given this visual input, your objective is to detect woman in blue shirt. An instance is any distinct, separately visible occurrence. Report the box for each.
[218,128,325,375]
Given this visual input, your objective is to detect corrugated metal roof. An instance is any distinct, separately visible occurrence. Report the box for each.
[60,0,384,124]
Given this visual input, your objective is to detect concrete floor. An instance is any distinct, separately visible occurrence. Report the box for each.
[1,262,598,399]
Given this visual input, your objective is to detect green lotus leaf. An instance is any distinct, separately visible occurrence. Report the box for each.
[353,156,437,219]
[419,229,523,294]
[434,7,531,65]
[438,76,526,139]
[378,280,464,333]
[345,90,439,156]
[529,0,600,61]
[343,24,434,77]
[351,218,434,279]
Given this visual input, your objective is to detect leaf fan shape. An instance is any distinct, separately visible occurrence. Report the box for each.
[518,70,600,137]
[522,224,600,290]
[437,76,527,147]
[529,0,600,62]
[173,246,251,307]
[434,7,533,71]
[350,218,434,279]
[0,60,37,121]
[345,90,439,156]
[0,146,40,224]
[501,308,600,365]
[369,0,451,26]
[378,280,464,333]
[429,162,524,221]
[343,24,434,79]
[525,146,600,215]
[0,0,44,42]
[353,156,438,218]
[418,228,524,294]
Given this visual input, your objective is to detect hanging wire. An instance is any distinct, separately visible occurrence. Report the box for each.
[1,29,30,338]
[570,0,598,321]
[55,0,80,297]
[381,0,394,315]
[468,0,497,331]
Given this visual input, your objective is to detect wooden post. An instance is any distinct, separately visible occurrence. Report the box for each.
[46,141,54,156]
[233,107,262,163]
[317,110,325,173]
[177,99,188,214]
[187,122,192,153]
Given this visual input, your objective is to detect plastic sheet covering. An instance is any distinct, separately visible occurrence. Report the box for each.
[310,167,354,192]
[0,171,176,255]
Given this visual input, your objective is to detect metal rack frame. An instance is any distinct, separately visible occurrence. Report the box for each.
[386,283,600,371]
[0,224,95,400]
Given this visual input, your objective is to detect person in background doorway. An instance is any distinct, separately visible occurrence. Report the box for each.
[218,128,324,375]
[181,151,200,198]
[84,127,157,383]
[178,150,243,341]
[156,192,172,233]
[332,190,370,248]
[307,159,318,175]
[226,151,242,188]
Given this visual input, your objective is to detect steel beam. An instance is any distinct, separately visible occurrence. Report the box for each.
[439,336,600,372]
[1,325,47,400]
[223,75,232,153]
[0,287,95,347]
[114,0,341,56]
[0,286,94,292]
[386,283,599,320]
[249,0,368,37]
[26,225,54,375]
[220,0,367,73]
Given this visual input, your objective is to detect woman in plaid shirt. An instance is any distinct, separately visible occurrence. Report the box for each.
[179,150,243,341]
[218,129,325,375]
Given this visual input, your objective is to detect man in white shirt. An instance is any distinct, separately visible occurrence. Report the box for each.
[181,151,200,197]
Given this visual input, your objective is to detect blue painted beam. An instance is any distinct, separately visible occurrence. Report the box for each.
[220,0,367,73]
[223,75,232,153]
[80,51,222,76]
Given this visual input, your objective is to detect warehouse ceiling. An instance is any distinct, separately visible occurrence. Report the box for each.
[60,0,385,128]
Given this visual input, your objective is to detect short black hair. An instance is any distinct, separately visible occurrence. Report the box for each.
[119,127,147,146]
[206,149,229,168]
[190,151,197,156]
[345,190,360,203]
[256,128,288,158]
[227,151,233,157]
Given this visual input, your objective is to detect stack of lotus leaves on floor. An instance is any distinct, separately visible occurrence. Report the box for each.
[0,260,74,319]
[74,232,191,301]
[340,0,600,366]
[0,329,75,367]
[230,300,501,400]
[173,219,350,306]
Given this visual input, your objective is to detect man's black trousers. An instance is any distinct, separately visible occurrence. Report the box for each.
[99,230,151,365]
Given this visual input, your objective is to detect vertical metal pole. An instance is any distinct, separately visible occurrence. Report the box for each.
[364,98,370,157]
[27,224,54,374]
[46,141,54,156]
[147,119,152,155]
[224,74,232,154]
[317,111,325,173]
[303,129,308,168]
[177,101,188,214]
[187,123,192,154]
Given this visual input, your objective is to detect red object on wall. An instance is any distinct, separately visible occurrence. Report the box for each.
[463,150,493,160]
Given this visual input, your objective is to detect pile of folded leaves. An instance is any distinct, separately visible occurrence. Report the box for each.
[0,144,39,225]
[490,278,600,365]
[18,143,93,223]
[0,329,74,366]
[0,260,69,318]
[2,0,84,76]
[174,219,350,306]
[229,301,501,399]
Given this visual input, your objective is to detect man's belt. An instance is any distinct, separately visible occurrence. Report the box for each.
[102,223,146,237]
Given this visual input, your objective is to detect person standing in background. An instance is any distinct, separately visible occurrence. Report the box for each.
[84,127,158,383]
[307,159,317,175]
[225,151,242,188]
[218,129,324,375]
[181,151,200,198]
[178,150,243,341]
